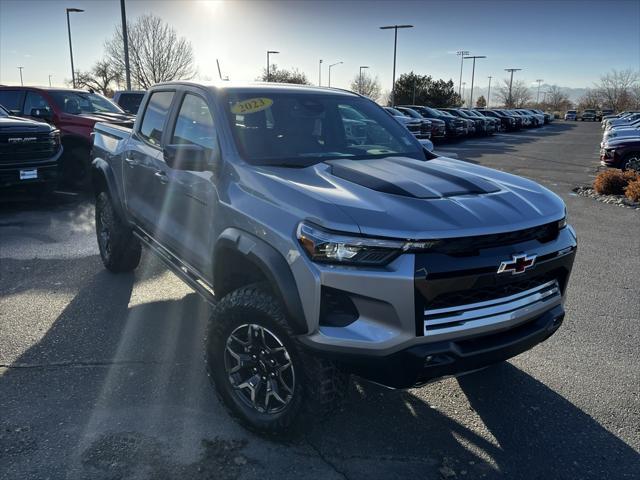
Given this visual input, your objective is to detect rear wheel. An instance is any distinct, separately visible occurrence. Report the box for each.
[95,192,141,273]
[206,284,347,435]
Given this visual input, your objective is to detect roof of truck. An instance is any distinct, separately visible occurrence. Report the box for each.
[152,80,360,97]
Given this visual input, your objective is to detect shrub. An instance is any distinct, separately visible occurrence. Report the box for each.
[593,170,639,195]
[624,179,640,202]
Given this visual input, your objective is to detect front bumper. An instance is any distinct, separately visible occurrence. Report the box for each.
[0,150,62,189]
[321,304,565,388]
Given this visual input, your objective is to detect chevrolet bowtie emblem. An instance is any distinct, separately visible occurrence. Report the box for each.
[497,253,536,275]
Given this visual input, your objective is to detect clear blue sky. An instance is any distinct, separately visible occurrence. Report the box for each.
[1,0,639,92]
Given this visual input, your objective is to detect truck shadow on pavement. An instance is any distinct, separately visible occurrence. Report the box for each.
[1,255,637,479]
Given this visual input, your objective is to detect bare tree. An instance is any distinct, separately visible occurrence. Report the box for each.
[577,88,602,110]
[73,60,122,96]
[105,14,196,89]
[594,69,639,111]
[257,65,309,84]
[495,79,532,107]
[475,95,487,108]
[350,72,381,101]
[543,85,571,112]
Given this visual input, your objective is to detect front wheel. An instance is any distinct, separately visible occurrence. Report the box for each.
[205,284,347,435]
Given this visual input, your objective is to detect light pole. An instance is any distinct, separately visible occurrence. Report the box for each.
[456,50,469,98]
[487,76,493,108]
[120,0,131,90]
[463,55,486,108]
[318,59,322,86]
[535,78,544,104]
[266,50,279,82]
[359,66,369,94]
[462,82,466,105]
[328,61,342,87]
[380,24,413,106]
[17,66,24,86]
[504,68,522,108]
[66,7,84,89]
[48,74,52,87]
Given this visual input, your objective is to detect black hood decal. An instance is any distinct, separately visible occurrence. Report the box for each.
[327,157,501,199]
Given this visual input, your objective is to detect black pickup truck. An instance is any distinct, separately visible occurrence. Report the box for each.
[0,104,62,195]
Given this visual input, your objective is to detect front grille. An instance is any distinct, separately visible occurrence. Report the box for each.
[0,132,57,164]
[421,276,561,336]
[420,122,431,136]
[407,123,421,133]
[426,273,557,310]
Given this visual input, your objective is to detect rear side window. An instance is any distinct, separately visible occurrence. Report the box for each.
[171,93,216,150]
[118,93,144,114]
[139,91,174,146]
[0,90,25,113]
[23,92,52,116]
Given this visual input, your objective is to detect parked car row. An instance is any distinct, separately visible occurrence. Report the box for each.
[0,85,134,194]
[564,109,614,121]
[599,111,640,170]
[385,105,551,143]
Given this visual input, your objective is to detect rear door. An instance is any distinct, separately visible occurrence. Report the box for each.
[123,89,175,232]
[155,89,220,274]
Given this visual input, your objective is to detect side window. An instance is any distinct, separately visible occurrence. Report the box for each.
[118,93,144,114]
[171,93,216,150]
[0,90,25,113]
[139,91,174,146]
[23,92,52,116]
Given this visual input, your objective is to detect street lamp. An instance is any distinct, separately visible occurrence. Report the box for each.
[318,59,323,86]
[328,61,343,87]
[48,74,52,87]
[17,66,24,86]
[504,68,522,108]
[359,66,369,94]
[380,24,413,106]
[462,82,466,105]
[535,78,544,104]
[266,50,279,82]
[463,55,486,107]
[456,50,469,98]
[487,76,493,108]
[66,7,84,89]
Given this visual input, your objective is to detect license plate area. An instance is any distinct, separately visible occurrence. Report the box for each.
[20,169,38,180]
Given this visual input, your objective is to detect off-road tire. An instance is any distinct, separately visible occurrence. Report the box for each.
[95,191,141,273]
[205,283,348,436]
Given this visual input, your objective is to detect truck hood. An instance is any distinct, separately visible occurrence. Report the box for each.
[0,115,53,133]
[258,156,565,239]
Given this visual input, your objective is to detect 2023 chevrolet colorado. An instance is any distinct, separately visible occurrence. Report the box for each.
[91,82,576,434]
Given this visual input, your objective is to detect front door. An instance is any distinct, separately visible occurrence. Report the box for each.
[156,91,219,274]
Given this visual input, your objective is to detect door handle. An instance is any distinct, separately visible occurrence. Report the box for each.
[124,157,138,167]
[154,171,169,184]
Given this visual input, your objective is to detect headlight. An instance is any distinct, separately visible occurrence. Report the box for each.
[296,221,408,265]
[49,129,60,147]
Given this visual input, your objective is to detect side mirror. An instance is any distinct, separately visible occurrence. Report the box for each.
[31,108,52,120]
[163,144,217,172]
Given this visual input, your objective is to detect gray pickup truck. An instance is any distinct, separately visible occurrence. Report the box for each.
[91,81,577,434]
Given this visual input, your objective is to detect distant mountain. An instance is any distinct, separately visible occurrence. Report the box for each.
[464,83,587,107]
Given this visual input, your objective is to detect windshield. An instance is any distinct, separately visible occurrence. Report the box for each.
[438,110,455,117]
[398,108,421,119]
[385,107,405,116]
[49,91,124,114]
[585,110,596,114]
[567,110,577,114]
[224,91,424,167]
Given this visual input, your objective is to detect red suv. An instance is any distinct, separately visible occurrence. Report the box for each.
[0,87,133,187]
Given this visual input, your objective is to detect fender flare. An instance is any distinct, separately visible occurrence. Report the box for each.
[91,158,127,221]
[214,228,308,335]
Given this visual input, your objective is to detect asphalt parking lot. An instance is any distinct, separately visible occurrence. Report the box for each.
[1,121,638,480]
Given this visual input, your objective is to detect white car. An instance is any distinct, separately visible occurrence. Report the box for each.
[564,110,577,120]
